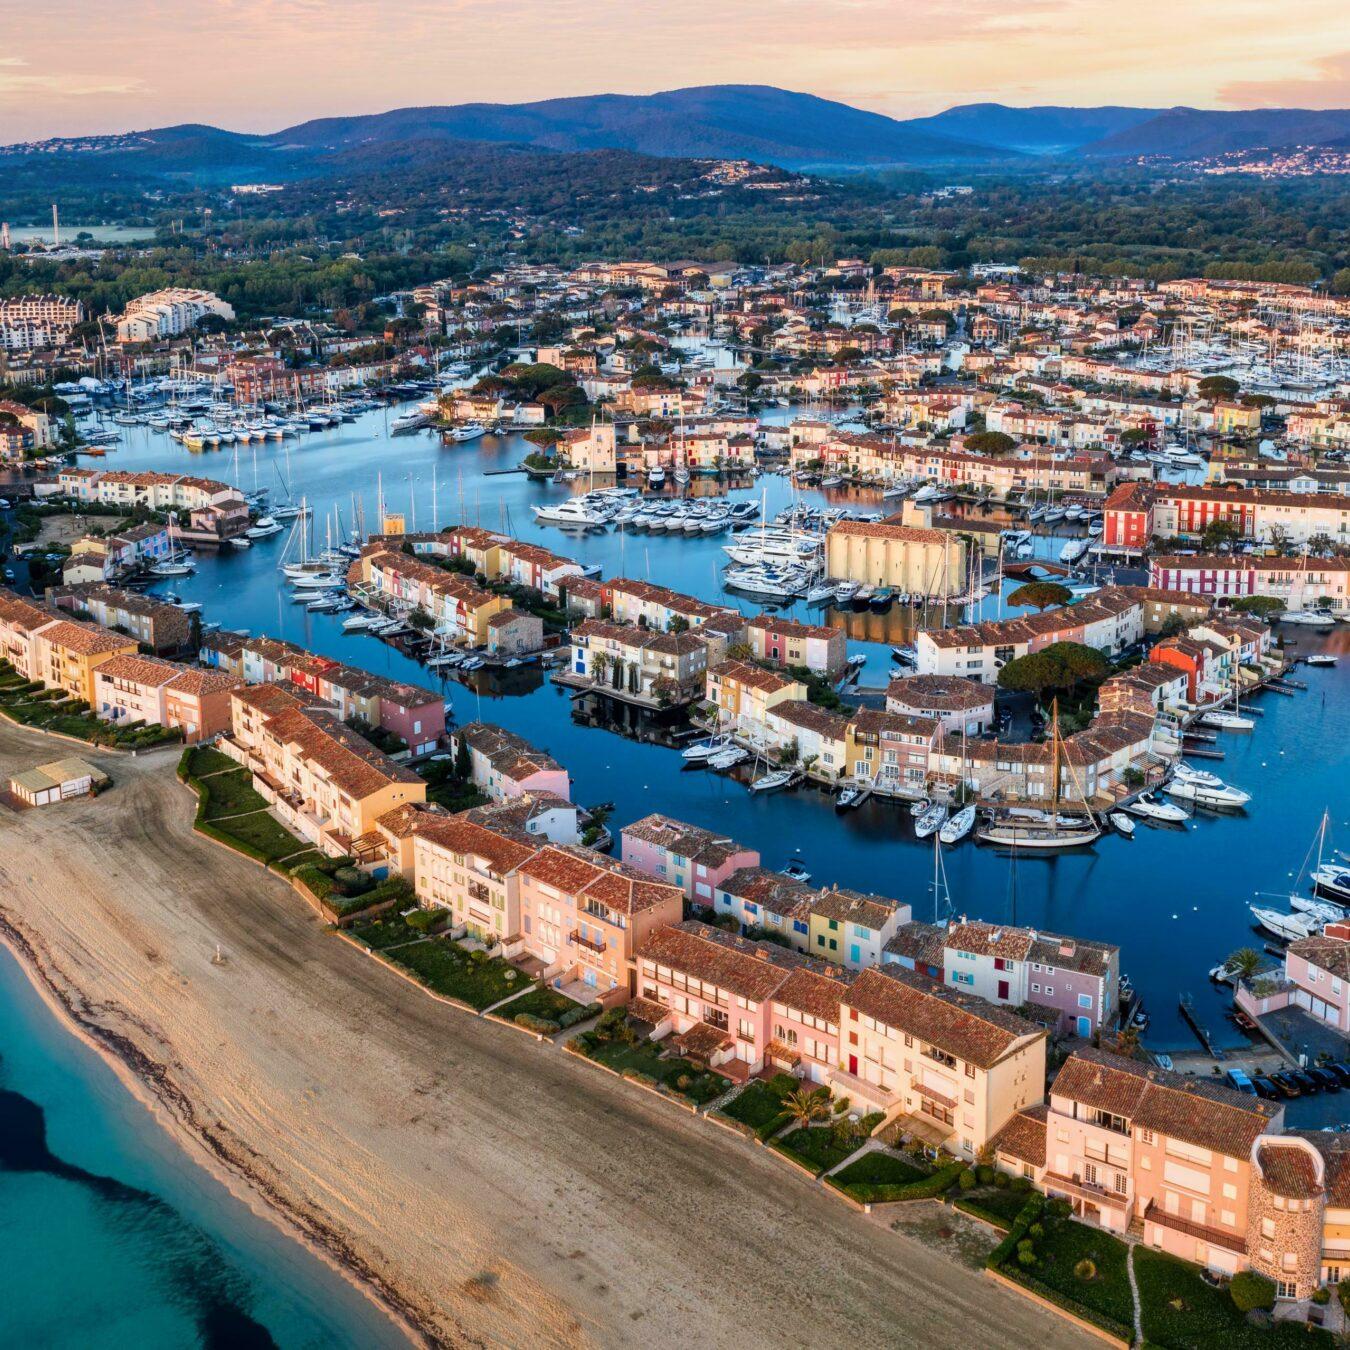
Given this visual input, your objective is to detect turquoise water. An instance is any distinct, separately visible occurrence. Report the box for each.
[0,946,406,1349]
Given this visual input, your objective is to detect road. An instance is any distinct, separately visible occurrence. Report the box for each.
[0,717,1088,1349]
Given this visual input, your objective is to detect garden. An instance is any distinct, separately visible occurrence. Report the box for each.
[491,985,600,1034]
[714,1073,803,1140]
[177,747,309,865]
[0,664,181,749]
[572,1010,732,1105]
[377,934,530,1010]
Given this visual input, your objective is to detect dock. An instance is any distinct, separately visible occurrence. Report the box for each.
[1178,992,1224,1060]
[1182,745,1225,760]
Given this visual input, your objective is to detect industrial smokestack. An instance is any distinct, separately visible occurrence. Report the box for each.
[52,203,59,248]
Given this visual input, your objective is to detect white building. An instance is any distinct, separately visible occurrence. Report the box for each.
[116,289,234,342]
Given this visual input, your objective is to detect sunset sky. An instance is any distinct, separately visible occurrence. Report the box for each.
[3,0,1348,142]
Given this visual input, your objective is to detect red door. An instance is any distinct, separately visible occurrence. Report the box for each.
[848,1054,858,1075]
[997,980,1009,1000]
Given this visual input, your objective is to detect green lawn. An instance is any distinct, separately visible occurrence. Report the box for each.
[382,937,528,1009]
[208,808,308,862]
[348,914,426,951]
[715,1074,800,1137]
[829,1149,929,1189]
[199,768,270,820]
[1134,1249,1334,1349]
[576,1032,732,1105]
[185,744,237,777]
[0,686,181,748]
[771,1125,861,1177]
[954,1185,1032,1230]
[495,986,578,1023]
[1012,1216,1134,1334]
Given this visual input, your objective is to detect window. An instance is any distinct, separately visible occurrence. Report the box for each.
[1044,986,1054,997]
[1138,1128,1154,1146]
[1077,994,1093,1009]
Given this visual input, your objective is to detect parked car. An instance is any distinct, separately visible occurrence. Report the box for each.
[1325,1062,1350,1087]
[1251,1077,1282,1101]
[1269,1071,1302,1098]
[1289,1069,1320,1094]
[1307,1066,1341,1093]
[1225,1068,1257,1096]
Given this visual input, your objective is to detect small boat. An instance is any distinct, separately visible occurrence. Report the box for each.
[1201,710,1255,731]
[1306,653,1338,666]
[749,768,796,794]
[833,580,860,605]
[1249,905,1321,942]
[783,860,812,883]
[1209,958,1242,984]
[870,587,895,610]
[1290,894,1345,925]
[913,802,950,839]
[681,740,721,763]
[939,804,976,845]
[806,582,836,604]
[853,585,876,607]
[1312,865,1350,904]
[891,645,917,666]
[836,785,865,811]
[708,746,748,771]
[1128,794,1190,824]
[1109,811,1136,838]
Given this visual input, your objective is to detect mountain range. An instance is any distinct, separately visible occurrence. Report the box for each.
[7,85,1350,180]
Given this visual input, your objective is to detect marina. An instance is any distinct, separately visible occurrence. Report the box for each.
[8,404,1347,1068]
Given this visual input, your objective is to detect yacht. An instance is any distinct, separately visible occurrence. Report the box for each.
[749,768,796,794]
[805,581,836,604]
[1127,794,1189,824]
[977,815,1101,849]
[245,516,284,539]
[708,746,749,771]
[1109,811,1136,838]
[1201,709,1255,731]
[1307,653,1338,667]
[938,805,976,845]
[148,556,195,578]
[833,580,860,605]
[1290,895,1346,925]
[390,409,430,434]
[1312,865,1350,905]
[1249,906,1320,943]
[913,802,949,839]
[532,499,608,528]
[341,613,381,632]
[680,739,722,763]
[447,422,486,442]
[1165,777,1251,809]
[1279,610,1336,628]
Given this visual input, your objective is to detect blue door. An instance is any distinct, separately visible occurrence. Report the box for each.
[850,944,861,965]
[1076,1016,1091,1038]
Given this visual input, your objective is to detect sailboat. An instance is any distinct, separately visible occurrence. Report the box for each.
[148,516,196,576]
[939,804,977,845]
[978,702,1102,849]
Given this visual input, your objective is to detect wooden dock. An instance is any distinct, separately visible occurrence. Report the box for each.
[1178,993,1224,1059]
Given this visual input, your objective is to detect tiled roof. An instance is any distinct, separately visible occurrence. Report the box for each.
[637,920,808,1002]
[989,1104,1049,1168]
[810,887,901,932]
[887,674,992,712]
[1256,1143,1322,1200]
[1051,1047,1277,1157]
[38,619,137,656]
[94,653,180,687]
[622,813,750,870]
[708,658,799,695]
[413,816,539,875]
[844,966,1041,1070]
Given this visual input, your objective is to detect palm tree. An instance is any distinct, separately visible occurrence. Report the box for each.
[1225,947,1262,982]
[784,1087,830,1130]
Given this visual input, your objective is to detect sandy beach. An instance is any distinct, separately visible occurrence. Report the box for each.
[0,716,1089,1349]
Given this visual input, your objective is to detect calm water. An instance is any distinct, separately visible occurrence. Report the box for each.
[0,947,406,1348]
[14,410,1350,1120]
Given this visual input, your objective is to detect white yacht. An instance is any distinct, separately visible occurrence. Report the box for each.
[938,805,976,845]
[448,422,486,442]
[245,516,284,539]
[1279,610,1336,628]
[913,802,950,839]
[1109,811,1136,838]
[1165,777,1251,809]
[1127,794,1190,824]
[1201,709,1255,731]
[532,499,608,528]
[1249,906,1320,942]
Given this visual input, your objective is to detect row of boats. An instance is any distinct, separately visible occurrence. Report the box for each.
[531,488,762,532]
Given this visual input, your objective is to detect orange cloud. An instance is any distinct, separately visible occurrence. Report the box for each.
[1219,52,1350,109]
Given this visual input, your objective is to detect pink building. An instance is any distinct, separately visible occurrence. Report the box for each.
[451,721,570,802]
[620,813,760,907]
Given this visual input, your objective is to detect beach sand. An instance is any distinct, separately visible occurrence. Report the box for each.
[0,718,1088,1348]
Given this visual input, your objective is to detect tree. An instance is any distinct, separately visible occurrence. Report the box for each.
[1119,427,1152,445]
[964,430,1016,455]
[1225,948,1262,982]
[1229,1270,1276,1313]
[1306,533,1336,556]
[783,1088,830,1130]
[997,642,1109,696]
[1198,375,1239,401]
[1200,518,1241,551]
[1228,595,1283,619]
[454,736,472,782]
[1008,581,1072,611]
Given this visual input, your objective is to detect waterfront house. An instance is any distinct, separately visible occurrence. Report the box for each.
[763,700,850,777]
[745,614,846,679]
[834,965,1047,1156]
[449,721,571,802]
[49,582,196,656]
[712,865,816,949]
[411,815,537,943]
[620,813,760,908]
[807,888,910,970]
[92,654,239,742]
[885,674,993,736]
[705,659,805,743]
[569,618,708,703]
[603,577,737,633]
[844,708,939,793]
[223,684,426,857]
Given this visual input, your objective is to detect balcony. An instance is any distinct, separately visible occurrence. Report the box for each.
[1043,1172,1130,1212]
[467,881,491,905]
[569,930,606,954]
[1143,1201,1246,1254]
[922,1047,958,1070]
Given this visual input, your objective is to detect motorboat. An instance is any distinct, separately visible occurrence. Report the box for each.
[1165,777,1251,809]
[289,571,345,590]
[783,860,812,882]
[749,768,796,794]
[341,613,381,632]
[835,785,865,811]
[870,587,895,610]
[1127,794,1189,824]
[1279,610,1336,628]
[1289,894,1345,925]
[1312,865,1350,905]
[681,739,721,763]
[805,582,836,604]
[1249,905,1320,942]
[532,499,608,528]
[1109,811,1136,838]
[891,645,917,666]
[245,516,284,539]
[913,802,950,839]
[1172,762,1224,789]
[1201,710,1254,731]
[447,422,486,442]
[834,580,860,605]
[1307,653,1338,666]
[708,746,749,771]
[939,805,976,845]
[1209,958,1243,984]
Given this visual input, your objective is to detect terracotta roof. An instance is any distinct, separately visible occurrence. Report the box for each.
[774,965,855,1023]
[1287,934,1350,981]
[844,966,1041,1070]
[622,813,751,870]
[887,674,993,712]
[37,618,137,656]
[989,1104,1049,1167]
[413,816,539,876]
[1256,1142,1323,1200]
[1051,1047,1277,1157]
[166,668,242,698]
[708,658,800,695]
[94,653,179,687]
[810,887,902,932]
[829,519,950,545]
[884,921,947,969]
[637,920,807,1002]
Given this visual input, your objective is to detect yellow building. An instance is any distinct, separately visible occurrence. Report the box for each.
[32,620,138,702]
[825,519,969,599]
[705,659,804,733]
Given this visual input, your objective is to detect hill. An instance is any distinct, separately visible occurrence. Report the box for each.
[1078,106,1350,158]
[904,103,1160,155]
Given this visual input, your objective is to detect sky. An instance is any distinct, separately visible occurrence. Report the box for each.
[2,0,1348,142]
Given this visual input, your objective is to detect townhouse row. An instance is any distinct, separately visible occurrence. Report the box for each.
[1149,554,1350,614]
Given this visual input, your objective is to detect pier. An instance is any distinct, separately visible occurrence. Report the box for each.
[1178,992,1224,1060]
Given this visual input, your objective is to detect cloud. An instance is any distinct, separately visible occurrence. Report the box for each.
[1219,51,1350,108]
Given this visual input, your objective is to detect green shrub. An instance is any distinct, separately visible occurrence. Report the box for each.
[469,949,487,964]
[958,1168,977,1190]
[1017,1248,1037,1268]
[1229,1270,1276,1313]
[1074,1259,1097,1281]
[993,1170,1009,1187]
[1028,1222,1045,1239]
[333,865,372,896]
[1010,1175,1031,1192]
[977,1164,995,1184]
[405,908,442,933]
[1339,1281,1350,1316]
[1311,1287,1330,1306]
[514,1012,561,1034]
[557,1001,600,1029]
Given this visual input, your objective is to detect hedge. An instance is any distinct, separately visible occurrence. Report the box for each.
[1005,1266,1135,1343]
[985,1193,1046,1269]
[838,1160,963,1205]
